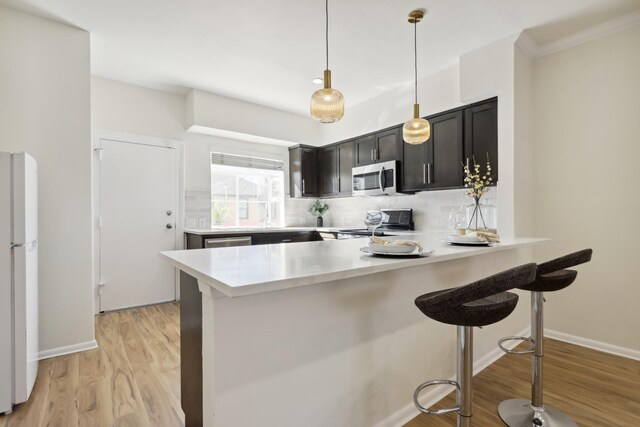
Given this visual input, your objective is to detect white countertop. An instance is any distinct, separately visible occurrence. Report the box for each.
[162,232,545,298]
[183,226,349,235]
[184,226,417,236]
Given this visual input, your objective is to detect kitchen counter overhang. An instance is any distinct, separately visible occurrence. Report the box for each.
[162,232,545,298]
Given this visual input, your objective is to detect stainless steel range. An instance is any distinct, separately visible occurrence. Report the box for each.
[337,208,414,239]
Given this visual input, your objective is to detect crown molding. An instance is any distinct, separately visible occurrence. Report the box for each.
[533,9,640,59]
[515,31,540,58]
[516,10,640,59]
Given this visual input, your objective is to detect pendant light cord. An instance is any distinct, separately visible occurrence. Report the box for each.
[326,0,329,70]
[414,20,418,104]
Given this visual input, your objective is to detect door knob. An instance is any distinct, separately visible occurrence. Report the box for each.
[166,224,174,229]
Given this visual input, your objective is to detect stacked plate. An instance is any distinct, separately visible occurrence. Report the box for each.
[446,235,491,246]
[360,243,434,257]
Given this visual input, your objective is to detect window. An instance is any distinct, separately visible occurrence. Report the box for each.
[211,153,285,227]
[238,198,249,220]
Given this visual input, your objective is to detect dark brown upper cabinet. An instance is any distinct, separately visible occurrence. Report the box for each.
[354,127,402,167]
[289,145,319,198]
[401,110,464,192]
[337,141,354,195]
[464,99,498,184]
[319,145,337,197]
[289,97,497,199]
[319,140,354,197]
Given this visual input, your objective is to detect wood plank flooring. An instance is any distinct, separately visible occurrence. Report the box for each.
[0,302,183,427]
[1,302,638,426]
[404,339,640,427]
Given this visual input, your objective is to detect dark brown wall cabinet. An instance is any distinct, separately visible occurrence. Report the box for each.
[464,100,498,183]
[319,141,354,197]
[354,127,402,167]
[289,97,497,198]
[289,145,319,198]
[402,110,464,192]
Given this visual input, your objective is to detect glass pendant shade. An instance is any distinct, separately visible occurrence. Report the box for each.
[403,104,430,144]
[403,9,430,145]
[310,69,344,123]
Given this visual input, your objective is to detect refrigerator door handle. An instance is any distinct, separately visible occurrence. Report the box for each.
[11,240,38,250]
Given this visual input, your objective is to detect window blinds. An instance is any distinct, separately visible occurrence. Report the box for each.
[210,152,284,171]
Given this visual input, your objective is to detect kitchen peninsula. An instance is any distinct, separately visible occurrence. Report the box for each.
[161,233,544,427]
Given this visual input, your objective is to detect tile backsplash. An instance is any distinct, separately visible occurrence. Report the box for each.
[185,186,498,232]
[284,187,498,232]
[184,188,211,229]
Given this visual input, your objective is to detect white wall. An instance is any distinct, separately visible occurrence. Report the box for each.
[188,89,323,146]
[0,6,95,355]
[513,42,535,236]
[321,65,462,144]
[91,76,185,141]
[533,24,640,352]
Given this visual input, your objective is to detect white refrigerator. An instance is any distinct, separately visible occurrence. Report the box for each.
[0,152,38,414]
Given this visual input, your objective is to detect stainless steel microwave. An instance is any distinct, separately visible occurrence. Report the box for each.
[352,160,398,196]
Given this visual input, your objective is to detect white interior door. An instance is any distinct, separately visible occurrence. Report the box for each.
[98,139,177,312]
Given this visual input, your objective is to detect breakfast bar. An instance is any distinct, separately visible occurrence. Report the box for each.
[161,233,544,427]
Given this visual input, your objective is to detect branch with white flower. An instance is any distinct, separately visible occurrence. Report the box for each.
[462,154,493,230]
[463,155,493,200]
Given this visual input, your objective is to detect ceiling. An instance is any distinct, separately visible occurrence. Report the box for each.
[3,0,640,116]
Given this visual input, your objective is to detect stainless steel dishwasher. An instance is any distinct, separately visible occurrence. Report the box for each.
[204,236,252,248]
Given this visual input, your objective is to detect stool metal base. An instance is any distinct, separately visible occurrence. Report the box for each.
[498,399,577,427]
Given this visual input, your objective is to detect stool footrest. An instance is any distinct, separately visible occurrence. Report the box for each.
[413,379,461,415]
[498,336,535,355]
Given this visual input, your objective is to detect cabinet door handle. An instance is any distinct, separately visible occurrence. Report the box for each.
[422,163,426,184]
[333,178,336,193]
[371,150,374,161]
[302,179,305,194]
[281,239,293,243]
[466,157,470,170]
[427,163,432,185]
[374,148,377,161]
[336,177,340,192]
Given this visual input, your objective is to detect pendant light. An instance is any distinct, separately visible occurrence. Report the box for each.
[403,9,430,145]
[310,0,344,123]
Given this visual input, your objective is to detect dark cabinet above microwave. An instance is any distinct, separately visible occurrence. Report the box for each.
[354,127,402,167]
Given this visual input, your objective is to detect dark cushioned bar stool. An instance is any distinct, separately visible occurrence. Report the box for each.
[497,249,593,427]
[413,263,537,427]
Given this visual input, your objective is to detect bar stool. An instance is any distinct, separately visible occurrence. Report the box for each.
[413,263,537,427]
[497,249,593,427]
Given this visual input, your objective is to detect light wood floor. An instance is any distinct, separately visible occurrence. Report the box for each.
[0,302,183,427]
[405,339,640,427]
[1,303,639,427]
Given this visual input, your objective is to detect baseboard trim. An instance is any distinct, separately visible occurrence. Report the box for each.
[379,326,530,427]
[545,329,640,362]
[37,339,98,360]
